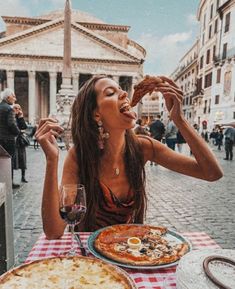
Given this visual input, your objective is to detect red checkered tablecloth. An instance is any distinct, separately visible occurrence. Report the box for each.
[26,232,220,289]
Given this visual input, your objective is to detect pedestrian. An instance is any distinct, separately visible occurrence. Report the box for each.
[176,130,186,153]
[149,114,165,142]
[134,119,150,136]
[0,88,23,188]
[13,104,28,183]
[30,124,39,149]
[217,129,223,151]
[36,75,222,238]
[223,127,234,160]
[165,117,178,150]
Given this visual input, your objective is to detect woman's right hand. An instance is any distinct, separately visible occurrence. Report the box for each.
[35,118,64,161]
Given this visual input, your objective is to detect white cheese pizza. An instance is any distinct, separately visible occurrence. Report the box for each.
[0,256,136,289]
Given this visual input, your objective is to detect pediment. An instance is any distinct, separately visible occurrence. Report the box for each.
[0,18,141,63]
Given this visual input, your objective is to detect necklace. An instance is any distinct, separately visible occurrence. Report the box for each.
[114,167,120,176]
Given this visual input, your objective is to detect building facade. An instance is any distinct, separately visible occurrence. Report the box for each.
[169,0,235,131]
[170,40,199,126]
[197,0,235,130]
[0,10,145,124]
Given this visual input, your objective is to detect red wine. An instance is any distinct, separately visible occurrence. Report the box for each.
[59,205,86,225]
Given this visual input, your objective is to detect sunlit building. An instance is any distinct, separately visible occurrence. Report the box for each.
[169,0,235,130]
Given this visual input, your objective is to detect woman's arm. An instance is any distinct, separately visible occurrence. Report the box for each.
[140,76,223,181]
[36,118,70,239]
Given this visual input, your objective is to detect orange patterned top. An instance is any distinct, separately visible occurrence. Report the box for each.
[94,181,135,230]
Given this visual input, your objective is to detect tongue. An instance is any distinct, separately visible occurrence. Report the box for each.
[122,110,137,120]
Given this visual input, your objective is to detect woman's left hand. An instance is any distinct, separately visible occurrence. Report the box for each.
[155,76,184,122]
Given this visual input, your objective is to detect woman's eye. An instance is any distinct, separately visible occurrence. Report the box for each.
[106,91,115,96]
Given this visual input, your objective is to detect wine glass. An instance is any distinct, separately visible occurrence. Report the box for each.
[59,184,87,256]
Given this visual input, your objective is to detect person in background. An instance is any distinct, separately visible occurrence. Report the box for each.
[134,118,150,136]
[36,75,223,239]
[176,130,186,153]
[30,124,39,149]
[165,117,178,150]
[216,128,223,151]
[149,114,165,142]
[13,104,28,183]
[223,127,235,160]
[0,88,22,189]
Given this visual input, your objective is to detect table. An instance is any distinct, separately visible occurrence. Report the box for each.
[26,232,220,289]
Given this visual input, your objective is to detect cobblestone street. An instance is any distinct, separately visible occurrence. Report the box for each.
[12,143,235,265]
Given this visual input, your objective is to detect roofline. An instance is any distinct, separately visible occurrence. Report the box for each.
[179,39,199,63]
[1,15,130,32]
[0,52,142,65]
[0,17,144,62]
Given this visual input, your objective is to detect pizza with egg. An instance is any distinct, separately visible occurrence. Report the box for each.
[94,224,189,266]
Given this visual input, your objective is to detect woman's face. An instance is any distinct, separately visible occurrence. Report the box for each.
[94,78,136,130]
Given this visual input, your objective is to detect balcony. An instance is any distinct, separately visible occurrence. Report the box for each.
[213,48,235,64]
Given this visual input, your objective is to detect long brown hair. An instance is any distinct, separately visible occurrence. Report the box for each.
[71,75,147,231]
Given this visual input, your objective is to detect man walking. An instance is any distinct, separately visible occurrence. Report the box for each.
[223,127,235,161]
[0,88,21,188]
[149,114,165,142]
[165,117,178,151]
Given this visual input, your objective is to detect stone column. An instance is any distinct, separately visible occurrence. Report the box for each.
[28,71,36,124]
[72,73,79,96]
[6,70,15,91]
[49,72,57,115]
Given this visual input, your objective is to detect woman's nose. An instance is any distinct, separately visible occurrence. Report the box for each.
[118,91,128,100]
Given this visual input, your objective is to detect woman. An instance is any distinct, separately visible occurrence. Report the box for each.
[36,75,223,239]
[13,104,28,183]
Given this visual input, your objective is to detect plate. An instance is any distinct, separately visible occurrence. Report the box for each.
[87,224,192,269]
[0,256,137,289]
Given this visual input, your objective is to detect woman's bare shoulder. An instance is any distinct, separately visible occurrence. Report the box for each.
[136,135,157,161]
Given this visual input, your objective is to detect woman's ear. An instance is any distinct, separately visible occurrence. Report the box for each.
[93,109,101,122]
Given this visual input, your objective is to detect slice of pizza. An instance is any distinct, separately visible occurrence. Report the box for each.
[130,75,163,107]
[94,224,189,266]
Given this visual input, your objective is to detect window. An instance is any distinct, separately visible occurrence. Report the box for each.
[225,12,230,33]
[233,112,235,119]
[215,95,220,104]
[197,77,202,93]
[214,19,218,33]
[202,33,205,45]
[204,100,207,114]
[216,69,221,83]
[200,55,204,69]
[210,4,213,19]
[206,49,210,64]
[216,0,220,9]
[205,72,212,88]
[208,99,211,113]
[213,45,216,60]
[186,97,189,105]
[203,13,206,30]
[209,25,212,39]
[222,43,227,59]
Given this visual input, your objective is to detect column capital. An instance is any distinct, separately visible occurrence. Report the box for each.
[49,71,57,78]
[6,70,15,78]
[28,71,36,78]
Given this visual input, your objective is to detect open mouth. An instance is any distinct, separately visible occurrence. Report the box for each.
[119,103,131,113]
[119,103,137,120]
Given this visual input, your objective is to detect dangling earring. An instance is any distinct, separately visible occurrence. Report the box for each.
[97,120,109,149]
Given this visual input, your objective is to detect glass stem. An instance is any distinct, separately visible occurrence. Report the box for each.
[70,224,75,254]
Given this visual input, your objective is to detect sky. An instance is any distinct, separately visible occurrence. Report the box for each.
[0,0,200,75]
